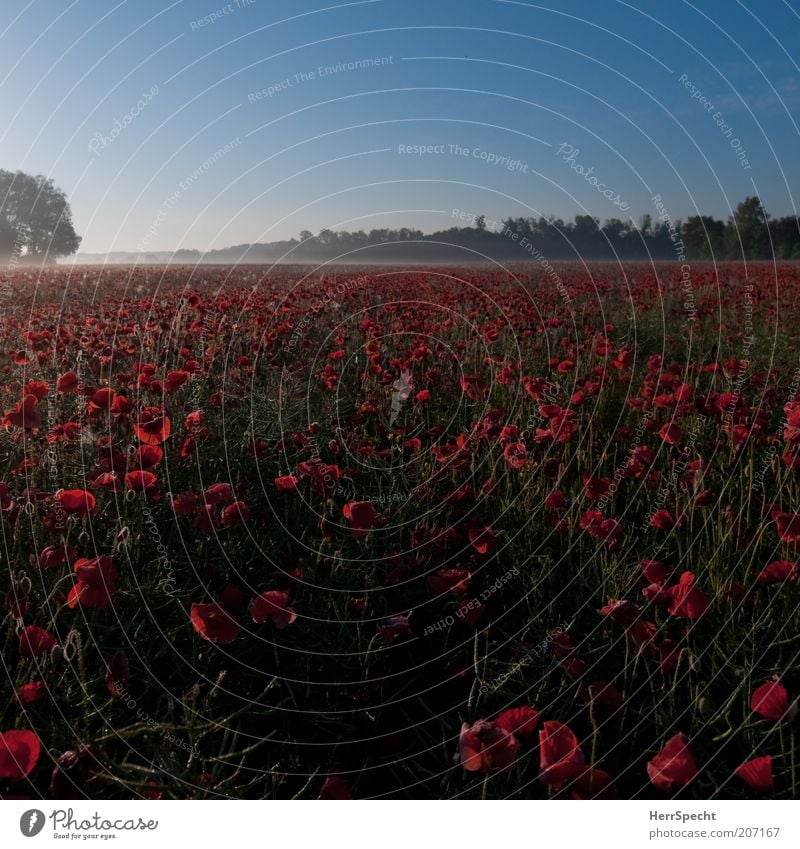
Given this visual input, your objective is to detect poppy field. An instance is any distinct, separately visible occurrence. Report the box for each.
[1,261,799,800]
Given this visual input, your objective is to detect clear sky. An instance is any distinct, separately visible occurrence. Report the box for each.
[1,0,799,253]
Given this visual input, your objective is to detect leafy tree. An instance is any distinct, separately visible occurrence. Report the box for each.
[769,215,800,259]
[726,196,769,260]
[0,169,81,261]
[682,216,726,259]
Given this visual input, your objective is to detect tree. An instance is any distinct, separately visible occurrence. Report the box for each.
[601,218,627,241]
[0,169,81,261]
[573,214,599,235]
[726,196,769,260]
[769,216,800,259]
[682,216,726,259]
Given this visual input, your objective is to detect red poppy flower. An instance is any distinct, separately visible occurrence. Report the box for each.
[298,460,341,496]
[641,559,671,586]
[581,510,621,543]
[0,729,41,781]
[57,371,80,393]
[734,756,773,793]
[563,657,587,679]
[658,422,684,445]
[47,422,83,443]
[111,394,134,421]
[67,556,119,609]
[650,509,676,532]
[427,569,471,595]
[274,475,298,492]
[165,370,190,392]
[193,504,221,534]
[757,560,797,585]
[88,387,116,414]
[25,380,49,400]
[57,489,96,516]
[467,524,496,555]
[538,721,585,786]
[203,482,234,505]
[647,733,698,792]
[567,766,619,799]
[751,680,789,722]
[503,441,527,469]
[319,775,352,799]
[220,500,250,527]
[37,544,75,570]
[343,500,375,538]
[600,598,640,628]
[460,374,487,401]
[132,406,171,445]
[171,490,198,516]
[495,706,540,742]
[134,445,163,469]
[105,650,130,697]
[125,470,159,500]
[17,681,48,706]
[774,512,800,542]
[460,719,519,773]
[19,625,57,659]
[376,614,412,644]
[250,590,297,629]
[667,571,711,620]
[545,489,567,510]
[4,395,42,429]
[585,680,624,710]
[656,638,680,674]
[190,603,241,644]
[184,410,203,431]
[583,474,610,499]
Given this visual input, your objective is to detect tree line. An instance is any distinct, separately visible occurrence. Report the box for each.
[187,196,799,264]
[3,164,798,264]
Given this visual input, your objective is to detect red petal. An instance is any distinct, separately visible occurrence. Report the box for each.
[734,756,774,793]
[0,730,41,782]
[751,681,789,722]
[647,733,698,792]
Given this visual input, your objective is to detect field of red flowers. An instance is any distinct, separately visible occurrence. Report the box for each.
[1,262,798,800]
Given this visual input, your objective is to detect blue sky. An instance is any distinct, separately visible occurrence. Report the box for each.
[1,0,799,253]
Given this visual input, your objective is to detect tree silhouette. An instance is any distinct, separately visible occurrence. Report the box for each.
[682,216,726,260]
[726,196,770,260]
[0,169,81,263]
